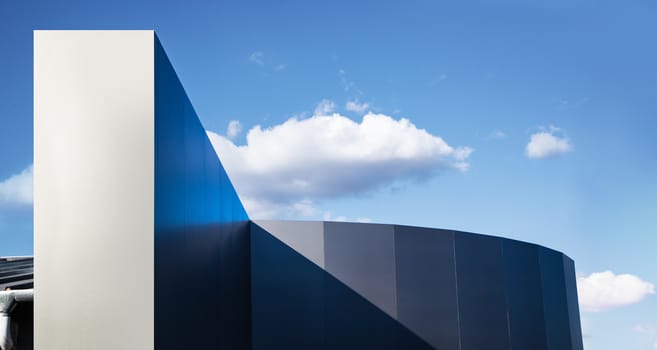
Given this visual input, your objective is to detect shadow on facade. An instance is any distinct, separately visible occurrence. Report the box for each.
[251,225,433,350]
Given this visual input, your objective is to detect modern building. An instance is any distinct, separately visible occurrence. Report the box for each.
[27,30,583,350]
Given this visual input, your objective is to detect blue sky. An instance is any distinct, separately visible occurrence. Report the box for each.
[1,0,656,348]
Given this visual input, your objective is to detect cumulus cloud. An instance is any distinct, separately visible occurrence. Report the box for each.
[577,271,655,312]
[226,120,243,139]
[249,51,264,65]
[313,99,336,116]
[207,112,472,219]
[345,100,370,114]
[0,165,33,205]
[526,127,573,159]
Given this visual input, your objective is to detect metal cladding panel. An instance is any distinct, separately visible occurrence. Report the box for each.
[251,222,433,350]
[253,220,325,268]
[563,255,584,350]
[154,37,250,350]
[502,240,548,350]
[455,232,511,350]
[324,222,398,318]
[250,223,326,349]
[539,247,573,350]
[251,221,583,349]
[321,268,433,350]
[394,226,460,350]
[34,30,155,350]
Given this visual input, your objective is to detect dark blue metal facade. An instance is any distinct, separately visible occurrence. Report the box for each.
[251,224,433,350]
[28,33,583,350]
[251,221,584,350]
[154,37,251,349]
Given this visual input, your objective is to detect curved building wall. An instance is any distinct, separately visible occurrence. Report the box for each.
[252,220,583,350]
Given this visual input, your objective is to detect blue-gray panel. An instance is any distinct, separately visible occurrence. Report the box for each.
[539,247,572,350]
[502,240,548,350]
[254,220,325,267]
[394,226,460,349]
[251,223,325,349]
[154,37,251,350]
[563,255,584,350]
[252,222,433,350]
[455,232,511,350]
[324,222,397,317]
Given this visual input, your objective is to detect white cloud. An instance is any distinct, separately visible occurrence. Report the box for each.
[249,51,264,65]
[525,127,573,159]
[345,100,370,114]
[226,120,243,139]
[274,64,286,72]
[0,165,33,205]
[313,99,336,116]
[577,271,655,312]
[654,340,657,350]
[207,112,472,219]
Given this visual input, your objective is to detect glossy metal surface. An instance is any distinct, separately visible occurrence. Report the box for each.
[154,37,250,349]
[251,221,584,350]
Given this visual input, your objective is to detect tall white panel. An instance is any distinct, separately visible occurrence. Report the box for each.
[34,31,154,350]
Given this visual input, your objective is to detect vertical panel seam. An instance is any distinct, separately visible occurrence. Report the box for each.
[391,225,398,318]
[501,242,513,350]
[452,231,462,350]
[561,256,577,350]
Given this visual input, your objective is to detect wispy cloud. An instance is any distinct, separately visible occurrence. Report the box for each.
[525,126,573,159]
[248,51,264,65]
[313,99,336,116]
[634,323,657,335]
[577,271,655,312]
[429,73,447,86]
[634,325,657,350]
[249,51,287,72]
[226,120,243,139]
[207,109,472,219]
[345,100,370,114]
[489,130,506,139]
[0,165,33,206]
[322,211,372,223]
[558,97,589,111]
[338,69,363,95]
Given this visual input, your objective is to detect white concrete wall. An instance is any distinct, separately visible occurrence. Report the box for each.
[34,31,154,350]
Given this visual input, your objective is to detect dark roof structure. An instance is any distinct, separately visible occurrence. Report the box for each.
[0,256,34,290]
